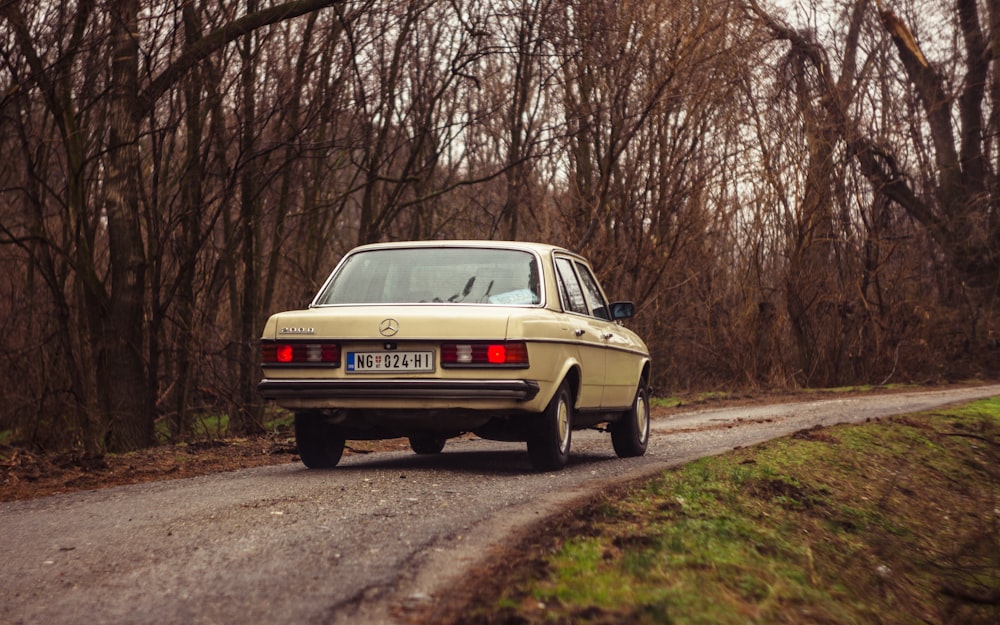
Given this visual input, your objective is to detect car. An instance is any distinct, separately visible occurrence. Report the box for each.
[258,240,651,471]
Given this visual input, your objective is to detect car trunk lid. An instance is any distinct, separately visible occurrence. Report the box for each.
[264,305,513,341]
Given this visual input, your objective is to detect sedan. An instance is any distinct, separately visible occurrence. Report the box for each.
[259,240,651,471]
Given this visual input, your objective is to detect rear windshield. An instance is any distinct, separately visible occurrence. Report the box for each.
[314,247,541,306]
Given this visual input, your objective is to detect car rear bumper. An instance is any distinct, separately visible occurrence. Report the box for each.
[258,378,541,401]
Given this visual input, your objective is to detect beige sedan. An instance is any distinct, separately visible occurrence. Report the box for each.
[259,241,651,471]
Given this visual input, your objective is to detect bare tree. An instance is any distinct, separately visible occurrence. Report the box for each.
[0,0,347,452]
[748,0,999,290]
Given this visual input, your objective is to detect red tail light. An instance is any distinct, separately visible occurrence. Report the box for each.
[261,341,341,366]
[441,341,529,367]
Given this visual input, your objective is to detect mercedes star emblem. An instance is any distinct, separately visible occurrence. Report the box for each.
[379,318,399,337]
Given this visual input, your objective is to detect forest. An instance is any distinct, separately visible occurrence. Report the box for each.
[0,0,997,455]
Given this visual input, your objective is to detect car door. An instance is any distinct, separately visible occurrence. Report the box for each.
[574,262,636,409]
[554,256,607,410]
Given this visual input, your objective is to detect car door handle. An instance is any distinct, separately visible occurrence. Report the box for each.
[574,329,586,337]
[602,332,614,340]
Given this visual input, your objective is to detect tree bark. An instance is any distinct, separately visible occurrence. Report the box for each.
[231,0,265,434]
[101,0,154,451]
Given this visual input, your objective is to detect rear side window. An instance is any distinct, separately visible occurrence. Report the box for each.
[556,256,611,319]
[555,257,589,315]
[314,247,541,305]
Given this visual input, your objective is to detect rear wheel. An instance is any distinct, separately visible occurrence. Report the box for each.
[610,383,650,458]
[408,436,446,455]
[294,412,346,468]
[527,380,573,471]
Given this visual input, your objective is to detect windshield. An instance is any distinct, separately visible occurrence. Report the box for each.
[314,247,541,306]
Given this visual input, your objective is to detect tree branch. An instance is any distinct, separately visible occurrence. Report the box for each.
[138,0,343,115]
[877,8,962,203]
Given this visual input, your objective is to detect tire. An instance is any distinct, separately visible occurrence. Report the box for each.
[408,436,446,455]
[610,383,650,458]
[294,412,346,468]
[527,380,573,471]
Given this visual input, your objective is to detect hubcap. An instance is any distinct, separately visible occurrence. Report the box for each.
[557,398,570,453]
[636,394,649,440]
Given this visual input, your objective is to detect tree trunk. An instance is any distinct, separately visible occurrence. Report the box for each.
[231,0,265,434]
[101,0,154,451]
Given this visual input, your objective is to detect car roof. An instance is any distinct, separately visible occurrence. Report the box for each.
[347,240,577,257]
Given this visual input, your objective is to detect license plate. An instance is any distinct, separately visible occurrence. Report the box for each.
[346,351,435,373]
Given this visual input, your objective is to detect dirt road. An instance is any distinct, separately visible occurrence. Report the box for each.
[3,385,998,625]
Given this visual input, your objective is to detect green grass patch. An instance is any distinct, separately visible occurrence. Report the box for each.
[154,408,293,444]
[803,383,914,394]
[265,411,295,432]
[650,396,685,409]
[467,398,1000,625]
[652,391,735,409]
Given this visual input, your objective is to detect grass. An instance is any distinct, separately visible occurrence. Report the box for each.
[652,383,935,410]
[651,391,737,409]
[650,385,917,410]
[153,408,294,443]
[460,398,1000,625]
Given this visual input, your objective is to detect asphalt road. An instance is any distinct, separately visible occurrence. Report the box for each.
[3,385,999,625]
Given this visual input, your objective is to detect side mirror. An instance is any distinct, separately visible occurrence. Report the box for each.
[610,301,635,320]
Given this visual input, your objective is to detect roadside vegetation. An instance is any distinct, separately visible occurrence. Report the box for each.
[453,398,1000,625]
[650,384,918,411]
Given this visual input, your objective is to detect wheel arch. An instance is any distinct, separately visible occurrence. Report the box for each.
[640,360,652,391]
[561,364,581,406]
[535,356,582,409]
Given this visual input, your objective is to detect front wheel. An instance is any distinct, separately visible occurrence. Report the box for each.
[527,380,573,471]
[294,412,346,468]
[408,436,446,455]
[610,383,650,458]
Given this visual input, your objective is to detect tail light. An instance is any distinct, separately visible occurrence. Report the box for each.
[261,341,340,366]
[441,341,529,367]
